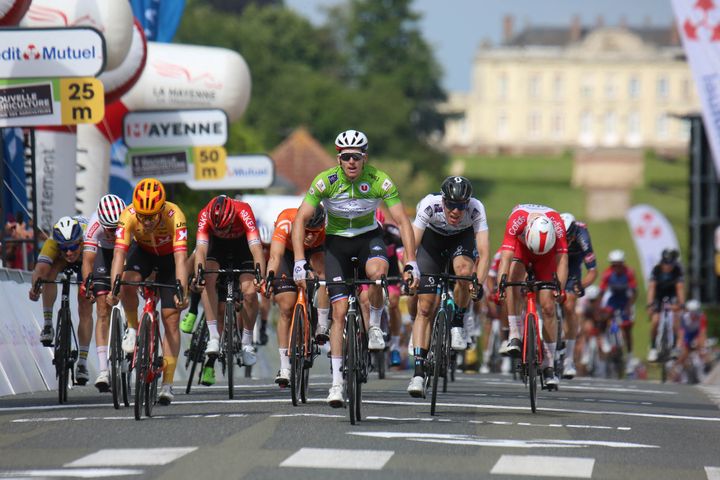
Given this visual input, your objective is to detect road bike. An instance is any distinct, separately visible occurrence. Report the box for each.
[421,256,479,416]
[316,257,391,425]
[499,270,560,413]
[34,266,82,404]
[655,297,675,383]
[486,318,503,373]
[112,274,183,420]
[604,308,625,379]
[184,312,208,394]
[368,277,404,380]
[198,262,261,399]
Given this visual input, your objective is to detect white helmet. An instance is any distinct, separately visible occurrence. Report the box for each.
[335,129,368,152]
[524,215,556,255]
[97,194,126,228]
[257,222,273,245]
[560,212,576,236]
[585,284,600,300]
[608,249,625,263]
[686,299,701,312]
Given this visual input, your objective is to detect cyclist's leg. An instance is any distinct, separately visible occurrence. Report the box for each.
[365,253,390,351]
[451,253,475,350]
[273,270,297,385]
[92,248,113,383]
[648,305,660,360]
[539,289,558,370]
[240,273,259,346]
[201,260,221,339]
[388,287,402,363]
[76,281,94,382]
[563,290,578,376]
[33,260,57,342]
[309,250,330,341]
[157,254,181,398]
[119,246,151,352]
[504,259,527,352]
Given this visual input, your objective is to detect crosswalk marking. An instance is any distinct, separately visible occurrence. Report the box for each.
[0,468,143,478]
[490,455,595,478]
[280,448,394,470]
[64,448,197,467]
[706,466,720,480]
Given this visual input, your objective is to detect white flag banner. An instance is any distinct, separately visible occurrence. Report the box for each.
[626,204,680,287]
[672,0,720,178]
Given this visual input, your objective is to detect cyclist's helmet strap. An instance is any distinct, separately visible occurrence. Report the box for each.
[209,195,236,230]
[440,176,473,202]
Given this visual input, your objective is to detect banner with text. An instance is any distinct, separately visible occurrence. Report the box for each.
[626,204,680,288]
[123,109,228,148]
[672,0,720,178]
[126,145,228,183]
[186,154,274,190]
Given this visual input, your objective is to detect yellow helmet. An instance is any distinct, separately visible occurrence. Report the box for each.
[132,178,166,215]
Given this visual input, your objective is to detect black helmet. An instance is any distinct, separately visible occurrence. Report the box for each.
[441,176,472,203]
[306,204,326,229]
[661,248,678,264]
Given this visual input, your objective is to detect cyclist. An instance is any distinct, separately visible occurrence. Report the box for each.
[81,194,126,392]
[190,195,266,386]
[257,222,273,346]
[646,248,685,362]
[495,204,568,387]
[292,129,419,407]
[266,206,329,386]
[559,213,597,379]
[29,215,92,385]
[578,284,604,375]
[678,299,708,367]
[378,209,405,367]
[480,249,511,374]
[598,249,638,370]
[107,178,188,405]
[407,176,490,397]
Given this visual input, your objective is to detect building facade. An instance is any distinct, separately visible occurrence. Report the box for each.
[443,18,700,154]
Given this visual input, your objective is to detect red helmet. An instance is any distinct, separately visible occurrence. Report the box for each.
[209,195,236,230]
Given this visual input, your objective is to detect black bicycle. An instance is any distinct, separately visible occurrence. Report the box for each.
[184,312,208,394]
[315,257,391,425]
[34,266,82,404]
[421,264,479,416]
[198,262,261,399]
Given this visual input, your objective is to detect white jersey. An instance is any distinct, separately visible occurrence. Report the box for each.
[413,194,488,236]
[83,211,116,252]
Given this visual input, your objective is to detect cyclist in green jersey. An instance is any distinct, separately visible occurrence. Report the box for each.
[292,129,420,407]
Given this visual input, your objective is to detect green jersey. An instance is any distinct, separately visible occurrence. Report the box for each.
[304,164,401,237]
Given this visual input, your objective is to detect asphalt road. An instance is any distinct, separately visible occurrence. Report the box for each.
[1,360,720,480]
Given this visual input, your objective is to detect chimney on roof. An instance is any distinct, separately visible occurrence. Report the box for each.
[503,15,514,43]
[670,21,680,45]
[570,15,581,42]
[595,15,604,28]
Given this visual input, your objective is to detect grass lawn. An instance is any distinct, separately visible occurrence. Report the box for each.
[455,151,690,369]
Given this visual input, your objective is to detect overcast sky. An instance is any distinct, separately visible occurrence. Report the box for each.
[285,0,677,92]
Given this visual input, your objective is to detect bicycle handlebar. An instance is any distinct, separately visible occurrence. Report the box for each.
[112,274,184,304]
[197,263,262,286]
[499,273,559,298]
[420,271,482,301]
[34,267,83,294]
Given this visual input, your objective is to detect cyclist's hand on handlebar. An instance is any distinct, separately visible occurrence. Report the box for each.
[491,290,503,306]
[106,292,120,306]
[555,289,567,304]
[29,282,41,302]
[403,261,420,291]
[293,260,308,289]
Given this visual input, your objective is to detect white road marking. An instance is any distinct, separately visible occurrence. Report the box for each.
[347,432,657,449]
[706,466,720,480]
[366,416,433,422]
[271,413,344,419]
[12,414,247,423]
[280,448,394,470]
[0,468,144,478]
[65,448,197,467]
[364,399,720,422]
[481,381,675,395]
[491,455,595,478]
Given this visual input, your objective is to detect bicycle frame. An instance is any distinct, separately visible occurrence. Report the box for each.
[521,289,544,367]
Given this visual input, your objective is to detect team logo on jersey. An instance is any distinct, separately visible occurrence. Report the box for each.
[328,173,338,185]
[175,228,188,242]
[433,204,443,213]
[508,214,527,236]
[277,219,292,235]
[316,179,326,192]
[115,227,125,239]
[167,209,175,217]
[87,223,100,238]
[309,187,315,195]
[156,235,171,245]
[381,178,393,191]
[424,206,434,217]
[359,182,370,193]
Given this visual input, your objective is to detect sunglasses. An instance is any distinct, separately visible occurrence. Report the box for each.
[137,212,159,223]
[339,152,365,162]
[59,242,82,252]
[444,200,469,211]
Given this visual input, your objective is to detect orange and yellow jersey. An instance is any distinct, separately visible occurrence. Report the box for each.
[115,202,188,256]
[272,208,325,252]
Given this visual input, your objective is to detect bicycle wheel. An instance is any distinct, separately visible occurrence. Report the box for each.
[527,314,538,414]
[55,309,70,404]
[109,307,123,409]
[134,315,151,420]
[345,312,358,425]
[659,324,669,383]
[355,320,365,422]
[225,305,236,399]
[301,356,310,404]
[374,350,386,379]
[185,315,208,395]
[146,317,160,417]
[290,304,305,406]
[430,310,447,416]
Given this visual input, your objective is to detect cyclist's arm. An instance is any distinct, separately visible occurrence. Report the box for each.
[249,241,266,278]
[388,201,416,262]
[497,249,514,283]
[29,261,52,300]
[474,229,490,284]
[194,242,208,274]
[109,247,127,292]
[582,267,597,288]
[292,200,315,262]
[555,252,569,289]
[646,280,656,309]
[81,249,96,282]
[174,249,188,294]
[266,240,286,279]
[675,278,686,307]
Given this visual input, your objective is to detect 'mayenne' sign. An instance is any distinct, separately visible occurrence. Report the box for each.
[0,27,106,78]
[123,109,228,148]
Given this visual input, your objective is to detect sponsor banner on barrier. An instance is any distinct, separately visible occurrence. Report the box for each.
[0,27,106,78]
[34,129,77,233]
[0,77,104,126]
[123,109,228,148]
[126,145,229,183]
[186,154,274,190]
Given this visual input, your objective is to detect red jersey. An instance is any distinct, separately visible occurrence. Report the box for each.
[196,199,260,246]
[487,250,502,278]
[500,204,568,255]
[272,208,325,251]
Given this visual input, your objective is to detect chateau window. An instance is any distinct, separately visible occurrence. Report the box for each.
[605,75,616,100]
[682,77,693,100]
[628,76,640,100]
[529,74,541,99]
[553,74,564,101]
[657,76,669,100]
[580,111,593,135]
[604,111,617,135]
[581,74,593,99]
[628,112,640,136]
[528,111,541,137]
[498,73,508,100]
[656,114,668,139]
[551,113,564,137]
[497,112,508,137]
